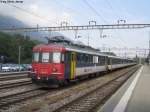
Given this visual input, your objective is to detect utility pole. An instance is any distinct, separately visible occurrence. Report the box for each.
[87,33,90,46]
[37,24,39,32]
[149,31,150,55]
[74,30,78,39]
[18,46,21,72]
[148,31,150,64]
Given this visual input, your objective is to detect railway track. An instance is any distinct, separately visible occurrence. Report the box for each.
[11,65,139,112]
[0,71,30,75]
[0,73,29,81]
[0,71,31,90]
[0,80,32,90]
[0,88,47,110]
[0,65,139,112]
[53,66,139,112]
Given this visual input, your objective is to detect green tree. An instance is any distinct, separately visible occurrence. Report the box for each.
[0,32,41,63]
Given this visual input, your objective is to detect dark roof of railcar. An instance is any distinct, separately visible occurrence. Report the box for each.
[45,36,134,61]
[36,43,132,60]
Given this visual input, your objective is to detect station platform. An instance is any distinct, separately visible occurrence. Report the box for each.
[99,65,150,112]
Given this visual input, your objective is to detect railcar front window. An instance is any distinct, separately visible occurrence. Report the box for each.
[42,53,49,63]
[33,52,39,62]
[53,52,61,63]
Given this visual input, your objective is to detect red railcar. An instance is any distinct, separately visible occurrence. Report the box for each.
[31,44,67,85]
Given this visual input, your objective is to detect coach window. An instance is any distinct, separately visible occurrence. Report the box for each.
[85,54,88,62]
[95,56,98,63]
[33,52,39,62]
[53,52,61,63]
[77,54,80,62]
[42,53,49,63]
[93,56,95,63]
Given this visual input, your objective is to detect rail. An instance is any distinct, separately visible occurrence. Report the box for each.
[0,71,31,76]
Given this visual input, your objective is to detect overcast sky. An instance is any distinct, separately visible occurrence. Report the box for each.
[0,0,150,57]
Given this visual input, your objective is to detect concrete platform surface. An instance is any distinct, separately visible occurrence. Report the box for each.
[99,65,150,112]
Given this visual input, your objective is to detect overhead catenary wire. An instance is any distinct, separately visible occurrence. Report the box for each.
[2,1,142,57]
[82,0,112,47]
[105,0,139,49]
[7,4,59,26]
[52,0,77,38]
[52,0,90,22]
[8,1,130,49]
[82,0,128,48]
[105,0,129,47]
[86,0,128,47]
[105,0,120,19]
[82,0,107,24]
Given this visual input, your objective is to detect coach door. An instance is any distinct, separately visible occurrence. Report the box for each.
[71,52,76,80]
[108,58,112,70]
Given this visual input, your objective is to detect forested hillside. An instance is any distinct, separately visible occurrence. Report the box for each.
[0,32,42,63]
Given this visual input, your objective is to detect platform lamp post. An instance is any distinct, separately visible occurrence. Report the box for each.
[148,31,150,65]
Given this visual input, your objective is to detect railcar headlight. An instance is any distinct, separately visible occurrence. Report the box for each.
[51,68,57,72]
[37,76,41,80]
